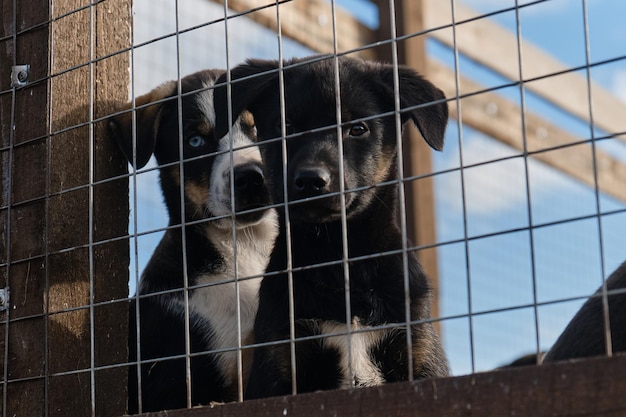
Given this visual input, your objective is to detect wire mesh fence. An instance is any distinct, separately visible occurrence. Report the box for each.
[1,0,625,416]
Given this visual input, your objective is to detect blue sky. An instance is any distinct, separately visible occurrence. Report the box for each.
[128,0,626,375]
[427,0,626,373]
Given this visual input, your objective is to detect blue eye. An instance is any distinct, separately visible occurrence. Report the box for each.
[187,135,206,148]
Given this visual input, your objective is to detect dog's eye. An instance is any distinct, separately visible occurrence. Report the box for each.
[275,120,294,135]
[348,122,368,137]
[187,135,206,148]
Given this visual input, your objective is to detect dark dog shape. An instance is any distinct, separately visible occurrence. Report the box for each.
[543,260,626,362]
[110,69,277,412]
[214,56,450,398]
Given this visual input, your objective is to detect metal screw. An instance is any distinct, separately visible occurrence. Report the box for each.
[17,70,28,82]
[11,64,30,87]
[0,288,7,312]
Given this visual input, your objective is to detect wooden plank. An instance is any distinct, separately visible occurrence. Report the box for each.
[423,0,626,141]
[1,0,131,416]
[47,3,99,414]
[47,1,131,415]
[129,353,626,417]
[92,2,132,414]
[1,1,52,415]
[428,59,626,204]
[373,0,442,324]
[213,0,376,59]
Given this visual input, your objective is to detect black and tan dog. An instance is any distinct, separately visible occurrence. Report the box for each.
[110,69,277,412]
[214,56,450,398]
[543,260,626,362]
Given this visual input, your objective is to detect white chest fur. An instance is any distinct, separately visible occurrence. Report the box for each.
[319,319,387,388]
[189,272,260,381]
[188,212,277,381]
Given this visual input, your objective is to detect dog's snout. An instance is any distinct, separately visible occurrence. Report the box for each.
[293,167,331,194]
[234,164,265,191]
[232,163,271,216]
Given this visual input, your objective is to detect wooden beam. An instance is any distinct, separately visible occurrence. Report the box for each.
[132,354,626,417]
[428,59,626,204]
[1,1,53,416]
[1,1,131,416]
[218,0,375,59]
[424,0,626,142]
[373,0,442,326]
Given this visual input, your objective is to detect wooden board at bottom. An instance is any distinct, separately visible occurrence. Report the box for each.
[128,353,626,417]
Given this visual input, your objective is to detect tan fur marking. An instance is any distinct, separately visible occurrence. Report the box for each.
[197,120,212,138]
[168,166,180,187]
[239,110,255,128]
[185,178,210,213]
[372,155,394,187]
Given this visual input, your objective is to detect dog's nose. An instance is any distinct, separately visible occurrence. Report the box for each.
[293,167,331,194]
[234,164,265,191]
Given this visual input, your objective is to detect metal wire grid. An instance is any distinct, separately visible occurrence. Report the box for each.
[1,0,625,415]
[129,0,626,408]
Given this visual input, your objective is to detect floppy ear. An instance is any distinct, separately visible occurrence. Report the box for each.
[108,80,176,168]
[213,59,280,140]
[376,64,448,151]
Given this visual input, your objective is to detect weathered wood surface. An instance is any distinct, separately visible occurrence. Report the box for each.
[427,59,626,205]
[0,0,131,415]
[372,0,441,321]
[423,0,626,142]
[129,353,626,417]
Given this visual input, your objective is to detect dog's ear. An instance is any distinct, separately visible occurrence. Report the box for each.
[376,64,448,151]
[214,59,280,139]
[108,81,177,168]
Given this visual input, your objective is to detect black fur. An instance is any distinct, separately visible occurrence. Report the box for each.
[214,56,450,399]
[110,69,276,412]
[500,353,543,368]
[543,260,626,362]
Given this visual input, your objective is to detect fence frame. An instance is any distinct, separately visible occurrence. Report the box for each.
[1,0,625,416]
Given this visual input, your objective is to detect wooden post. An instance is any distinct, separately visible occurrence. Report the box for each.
[374,0,441,322]
[0,1,131,415]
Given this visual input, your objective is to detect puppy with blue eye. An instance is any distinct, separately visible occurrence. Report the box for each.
[109,69,278,412]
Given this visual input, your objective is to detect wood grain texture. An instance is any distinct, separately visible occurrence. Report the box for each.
[1,0,131,416]
[427,59,626,204]
[127,354,626,417]
[423,0,626,142]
